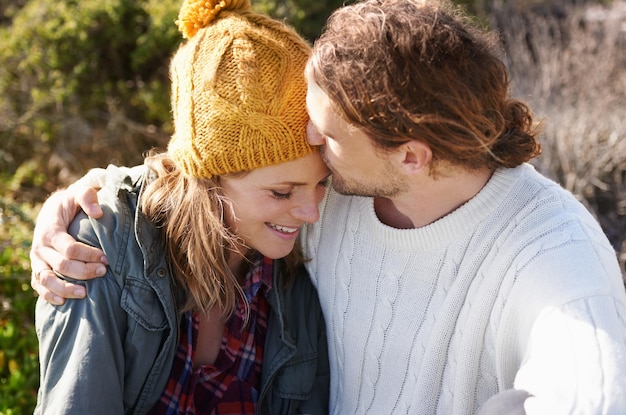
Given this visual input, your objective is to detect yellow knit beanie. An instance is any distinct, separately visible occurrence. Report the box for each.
[167,0,314,178]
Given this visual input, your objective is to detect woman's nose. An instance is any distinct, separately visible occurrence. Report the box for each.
[306,120,326,146]
[292,197,321,224]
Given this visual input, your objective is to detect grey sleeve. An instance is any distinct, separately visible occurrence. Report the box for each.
[34,215,128,414]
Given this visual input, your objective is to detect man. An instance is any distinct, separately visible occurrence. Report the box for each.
[31,0,626,413]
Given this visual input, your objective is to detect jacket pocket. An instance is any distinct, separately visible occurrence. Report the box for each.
[272,352,319,399]
[120,276,170,411]
[121,277,167,331]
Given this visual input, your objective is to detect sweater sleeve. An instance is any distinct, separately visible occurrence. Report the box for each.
[514,295,626,414]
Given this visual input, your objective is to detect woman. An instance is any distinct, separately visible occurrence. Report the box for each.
[34,0,330,413]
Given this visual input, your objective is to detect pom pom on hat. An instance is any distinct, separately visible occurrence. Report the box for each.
[168,0,314,178]
[177,0,251,39]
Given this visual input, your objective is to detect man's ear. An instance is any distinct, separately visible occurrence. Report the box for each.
[396,140,432,175]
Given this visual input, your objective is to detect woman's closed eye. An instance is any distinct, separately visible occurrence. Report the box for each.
[270,174,331,200]
[271,190,292,200]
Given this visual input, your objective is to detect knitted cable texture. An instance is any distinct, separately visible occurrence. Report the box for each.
[167,0,313,178]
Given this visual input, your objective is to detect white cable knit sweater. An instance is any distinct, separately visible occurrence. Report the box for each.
[302,163,626,415]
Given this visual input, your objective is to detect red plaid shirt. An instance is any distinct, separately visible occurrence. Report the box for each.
[148,255,273,414]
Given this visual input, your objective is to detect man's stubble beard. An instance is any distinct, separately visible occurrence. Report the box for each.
[319,145,408,198]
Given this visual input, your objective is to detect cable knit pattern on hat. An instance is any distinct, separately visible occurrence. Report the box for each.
[168,0,313,178]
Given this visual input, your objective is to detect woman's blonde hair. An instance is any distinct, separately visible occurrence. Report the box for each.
[140,152,303,317]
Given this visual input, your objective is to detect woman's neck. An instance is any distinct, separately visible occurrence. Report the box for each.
[228,249,252,283]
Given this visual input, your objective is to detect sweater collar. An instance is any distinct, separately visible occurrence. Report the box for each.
[359,164,531,251]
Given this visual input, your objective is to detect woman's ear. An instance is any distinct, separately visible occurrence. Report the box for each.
[397,140,432,175]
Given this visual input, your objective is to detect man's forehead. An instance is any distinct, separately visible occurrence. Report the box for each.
[306,82,332,123]
[306,82,346,123]
[305,79,327,107]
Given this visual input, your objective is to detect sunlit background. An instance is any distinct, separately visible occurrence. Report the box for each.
[1,0,624,412]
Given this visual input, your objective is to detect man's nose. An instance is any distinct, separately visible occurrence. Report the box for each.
[306,120,326,146]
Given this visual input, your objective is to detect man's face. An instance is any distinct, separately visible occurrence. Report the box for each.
[305,77,407,198]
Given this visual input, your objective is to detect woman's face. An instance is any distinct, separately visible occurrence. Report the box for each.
[220,151,331,260]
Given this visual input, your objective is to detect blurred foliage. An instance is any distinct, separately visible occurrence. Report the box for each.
[0,196,39,414]
[254,0,346,42]
[1,0,625,413]
[0,0,180,202]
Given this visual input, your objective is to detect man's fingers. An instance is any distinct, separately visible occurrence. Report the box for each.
[30,268,70,305]
[30,263,62,305]
[29,185,107,305]
[73,187,103,218]
[48,232,107,267]
[32,269,87,303]
[31,277,66,306]
[34,245,106,280]
[31,253,90,301]
[477,389,531,415]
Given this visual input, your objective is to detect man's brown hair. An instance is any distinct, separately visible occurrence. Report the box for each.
[307,0,541,172]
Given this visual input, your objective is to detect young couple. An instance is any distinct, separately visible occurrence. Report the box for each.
[31,0,626,413]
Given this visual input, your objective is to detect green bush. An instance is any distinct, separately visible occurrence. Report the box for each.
[0,0,181,200]
[0,196,39,414]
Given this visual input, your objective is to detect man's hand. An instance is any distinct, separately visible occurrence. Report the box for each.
[30,185,108,305]
[477,389,530,415]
